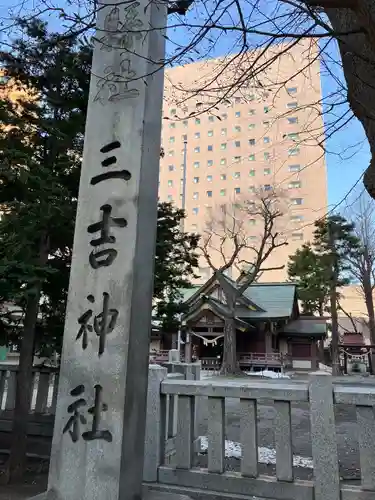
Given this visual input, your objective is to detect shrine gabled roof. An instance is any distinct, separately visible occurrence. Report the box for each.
[179,277,298,320]
[239,283,297,319]
[182,295,251,331]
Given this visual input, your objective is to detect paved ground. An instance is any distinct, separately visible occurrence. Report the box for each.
[196,397,361,481]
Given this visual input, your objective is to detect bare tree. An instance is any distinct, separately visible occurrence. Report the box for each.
[200,188,288,375]
[344,191,375,345]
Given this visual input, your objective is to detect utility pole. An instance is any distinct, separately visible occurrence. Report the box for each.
[181,139,188,226]
[328,222,340,376]
[179,139,190,360]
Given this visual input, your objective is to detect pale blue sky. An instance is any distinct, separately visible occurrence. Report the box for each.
[0,0,369,211]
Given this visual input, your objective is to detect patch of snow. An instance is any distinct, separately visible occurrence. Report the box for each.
[199,436,313,468]
[319,363,332,373]
[245,370,290,379]
[200,371,217,379]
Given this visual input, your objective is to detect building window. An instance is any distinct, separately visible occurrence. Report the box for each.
[221,143,227,150]
[249,139,255,146]
[183,120,188,127]
[194,146,200,153]
[167,194,173,201]
[288,147,300,156]
[287,117,298,124]
[221,113,228,120]
[170,108,176,115]
[207,190,213,197]
[168,180,173,187]
[194,161,200,168]
[264,184,272,191]
[221,174,227,180]
[207,175,213,182]
[248,185,256,193]
[287,102,298,109]
[182,135,187,141]
[168,165,175,171]
[208,145,213,151]
[169,122,176,128]
[248,123,255,129]
[191,223,198,231]
[264,106,269,113]
[249,219,256,225]
[235,96,241,104]
[290,215,303,222]
[289,164,301,172]
[207,160,213,167]
[234,125,241,132]
[287,87,297,94]
[194,132,200,139]
[249,154,255,161]
[248,109,256,115]
[249,169,255,176]
[264,152,270,161]
[263,136,270,144]
[208,115,215,122]
[235,111,241,117]
[234,187,241,194]
[208,130,213,137]
[168,150,174,156]
[220,189,226,196]
[195,118,201,124]
[220,158,227,165]
[169,136,175,143]
[235,141,241,148]
[193,207,199,215]
[288,132,300,141]
[264,168,271,175]
[263,120,270,127]
[289,181,301,189]
[193,177,199,183]
[292,232,303,240]
[234,172,240,179]
[233,156,241,162]
[221,128,227,136]
[291,198,303,205]
[193,192,199,200]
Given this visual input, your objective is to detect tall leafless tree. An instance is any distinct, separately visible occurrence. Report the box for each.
[344,191,375,345]
[200,188,287,374]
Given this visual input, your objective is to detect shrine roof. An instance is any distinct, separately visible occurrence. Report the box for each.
[281,318,327,338]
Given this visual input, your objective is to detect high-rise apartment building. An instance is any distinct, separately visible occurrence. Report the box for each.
[159,40,327,281]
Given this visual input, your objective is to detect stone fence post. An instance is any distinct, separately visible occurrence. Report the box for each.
[143,364,168,482]
[309,372,340,500]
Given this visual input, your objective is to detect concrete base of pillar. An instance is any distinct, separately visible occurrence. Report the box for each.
[29,489,192,500]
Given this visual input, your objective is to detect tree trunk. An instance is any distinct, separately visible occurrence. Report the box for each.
[220,316,241,375]
[363,282,375,344]
[323,7,375,200]
[3,235,49,484]
[330,285,341,376]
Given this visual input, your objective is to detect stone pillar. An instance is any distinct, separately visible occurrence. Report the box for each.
[168,349,180,363]
[45,2,167,500]
[143,365,168,482]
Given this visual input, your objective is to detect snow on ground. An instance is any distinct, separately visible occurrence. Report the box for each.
[201,369,290,379]
[245,370,290,379]
[199,436,313,469]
